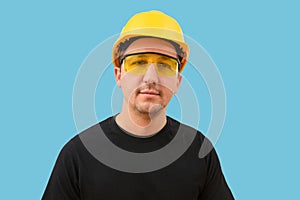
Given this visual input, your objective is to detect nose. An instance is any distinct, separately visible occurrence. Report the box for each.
[142,63,159,84]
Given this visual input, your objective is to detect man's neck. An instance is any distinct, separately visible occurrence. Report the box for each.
[115,105,167,137]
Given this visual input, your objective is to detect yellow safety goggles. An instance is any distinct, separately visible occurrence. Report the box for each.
[121,53,180,76]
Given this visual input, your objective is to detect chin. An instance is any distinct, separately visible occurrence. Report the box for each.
[135,103,164,114]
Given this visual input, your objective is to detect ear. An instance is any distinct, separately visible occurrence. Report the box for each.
[173,73,182,94]
[114,67,121,88]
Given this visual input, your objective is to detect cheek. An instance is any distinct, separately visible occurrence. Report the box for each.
[120,73,143,97]
[159,77,180,93]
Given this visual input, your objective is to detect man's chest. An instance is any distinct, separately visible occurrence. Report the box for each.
[78,157,206,200]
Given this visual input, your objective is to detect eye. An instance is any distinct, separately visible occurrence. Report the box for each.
[131,59,147,65]
[157,63,173,70]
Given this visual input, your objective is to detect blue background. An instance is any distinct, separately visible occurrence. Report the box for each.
[1,0,299,199]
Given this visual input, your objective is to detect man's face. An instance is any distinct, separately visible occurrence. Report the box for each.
[114,37,182,115]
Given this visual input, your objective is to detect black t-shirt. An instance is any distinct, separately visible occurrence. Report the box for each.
[42,116,234,200]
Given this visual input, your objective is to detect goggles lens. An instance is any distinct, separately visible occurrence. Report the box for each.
[122,53,179,76]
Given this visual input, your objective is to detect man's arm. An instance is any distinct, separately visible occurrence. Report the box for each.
[42,139,80,200]
[198,141,234,200]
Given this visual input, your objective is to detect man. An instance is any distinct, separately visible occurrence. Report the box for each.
[42,10,234,199]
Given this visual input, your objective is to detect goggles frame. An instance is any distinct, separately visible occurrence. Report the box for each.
[120,52,182,74]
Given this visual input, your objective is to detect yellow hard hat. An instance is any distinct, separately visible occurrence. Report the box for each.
[112,10,189,72]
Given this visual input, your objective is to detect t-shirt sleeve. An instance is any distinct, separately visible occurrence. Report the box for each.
[42,137,80,200]
[198,139,234,200]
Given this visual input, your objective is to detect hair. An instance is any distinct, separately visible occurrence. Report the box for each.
[117,36,185,70]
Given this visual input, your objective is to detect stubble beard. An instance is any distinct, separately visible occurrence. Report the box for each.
[131,85,165,116]
[135,102,164,116]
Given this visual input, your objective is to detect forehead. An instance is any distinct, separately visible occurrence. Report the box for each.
[124,37,177,58]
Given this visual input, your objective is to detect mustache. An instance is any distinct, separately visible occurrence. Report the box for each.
[137,84,160,93]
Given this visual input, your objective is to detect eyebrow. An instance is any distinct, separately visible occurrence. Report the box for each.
[135,55,148,58]
[137,54,171,60]
[157,55,171,60]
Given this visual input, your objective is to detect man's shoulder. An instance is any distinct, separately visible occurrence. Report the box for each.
[58,118,110,157]
[60,133,84,152]
[167,116,217,156]
[167,116,206,142]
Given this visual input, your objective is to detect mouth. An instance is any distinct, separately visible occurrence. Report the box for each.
[139,89,160,97]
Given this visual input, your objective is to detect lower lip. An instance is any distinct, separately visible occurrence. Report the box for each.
[139,93,159,98]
